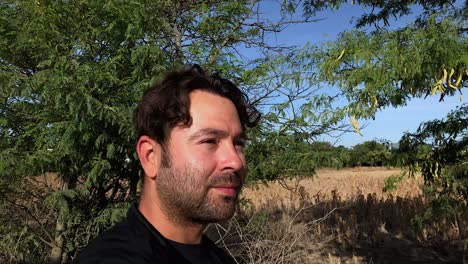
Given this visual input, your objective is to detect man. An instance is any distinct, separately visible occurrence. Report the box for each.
[75,65,260,263]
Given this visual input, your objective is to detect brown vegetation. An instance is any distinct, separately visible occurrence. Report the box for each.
[207,167,467,264]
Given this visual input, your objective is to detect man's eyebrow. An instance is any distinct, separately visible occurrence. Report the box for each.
[188,128,247,141]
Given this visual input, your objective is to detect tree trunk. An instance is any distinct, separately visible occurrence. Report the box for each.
[48,180,68,264]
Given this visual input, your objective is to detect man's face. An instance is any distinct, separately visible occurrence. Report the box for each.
[156,90,247,224]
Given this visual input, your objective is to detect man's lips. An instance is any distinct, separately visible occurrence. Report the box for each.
[211,185,240,196]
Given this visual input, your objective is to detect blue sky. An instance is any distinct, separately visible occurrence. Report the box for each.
[245,2,466,147]
[336,95,466,146]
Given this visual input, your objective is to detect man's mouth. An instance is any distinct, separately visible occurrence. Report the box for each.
[211,185,240,196]
[209,173,243,197]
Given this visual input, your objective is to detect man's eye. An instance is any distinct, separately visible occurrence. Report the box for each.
[234,140,246,148]
[201,139,217,144]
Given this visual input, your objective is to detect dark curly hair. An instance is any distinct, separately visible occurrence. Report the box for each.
[134,64,261,145]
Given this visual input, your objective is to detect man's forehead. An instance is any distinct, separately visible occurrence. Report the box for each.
[188,127,247,141]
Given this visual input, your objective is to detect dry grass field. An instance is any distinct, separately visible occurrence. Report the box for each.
[242,167,422,208]
[208,167,467,264]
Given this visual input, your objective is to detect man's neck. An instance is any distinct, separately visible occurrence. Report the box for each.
[138,194,205,244]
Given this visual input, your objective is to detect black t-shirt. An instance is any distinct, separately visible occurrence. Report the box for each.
[169,239,220,264]
[74,204,236,264]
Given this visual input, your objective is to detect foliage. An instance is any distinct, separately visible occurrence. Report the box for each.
[247,134,397,184]
[303,0,460,28]
[382,172,405,193]
[398,104,467,182]
[246,119,354,184]
[0,0,341,262]
[0,179,50,262]
[1,0,466,262]
[349,140,392,167]
[397,104,467,227]
[302,0,467,127]
[304,0,468,231]
[308,141,351,168]
[246,129,317,183]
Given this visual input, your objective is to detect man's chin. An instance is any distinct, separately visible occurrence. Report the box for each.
[191,207,235,224]
[205,200,237,222]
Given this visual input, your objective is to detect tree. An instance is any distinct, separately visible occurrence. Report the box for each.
[350,140,392,167]
[1,0,342,262]
[1,1,150,262]
[397,104,467,228]
[3,1,464,262]
[309,141,351,168]
[245,129,318,183]
[301,0,467,238]
[301,0,467,128]
[398,104,467,183]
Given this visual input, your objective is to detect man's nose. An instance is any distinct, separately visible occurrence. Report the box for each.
[218,142,245,172]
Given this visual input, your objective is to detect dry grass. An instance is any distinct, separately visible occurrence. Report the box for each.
[207,167,467,264]
[242,167,422,209]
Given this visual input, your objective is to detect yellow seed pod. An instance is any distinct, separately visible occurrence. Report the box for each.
[448,68,458,89]
[449,68,455,79]
[335,48,346,62]
[455,71,463,87]
[431,82,441,95]
[350,115,362,136]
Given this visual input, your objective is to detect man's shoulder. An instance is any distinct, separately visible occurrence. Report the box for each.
[74,210,173,264]
[74,219,155,263]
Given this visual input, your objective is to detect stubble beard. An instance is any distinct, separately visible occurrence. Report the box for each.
[156,164,243,226]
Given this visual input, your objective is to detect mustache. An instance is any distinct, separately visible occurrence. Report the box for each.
[208,172,243,188]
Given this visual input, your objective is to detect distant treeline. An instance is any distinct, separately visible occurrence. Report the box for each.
[246,134,400,183]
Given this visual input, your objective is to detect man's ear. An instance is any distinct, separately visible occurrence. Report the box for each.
[136,135,161,180]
